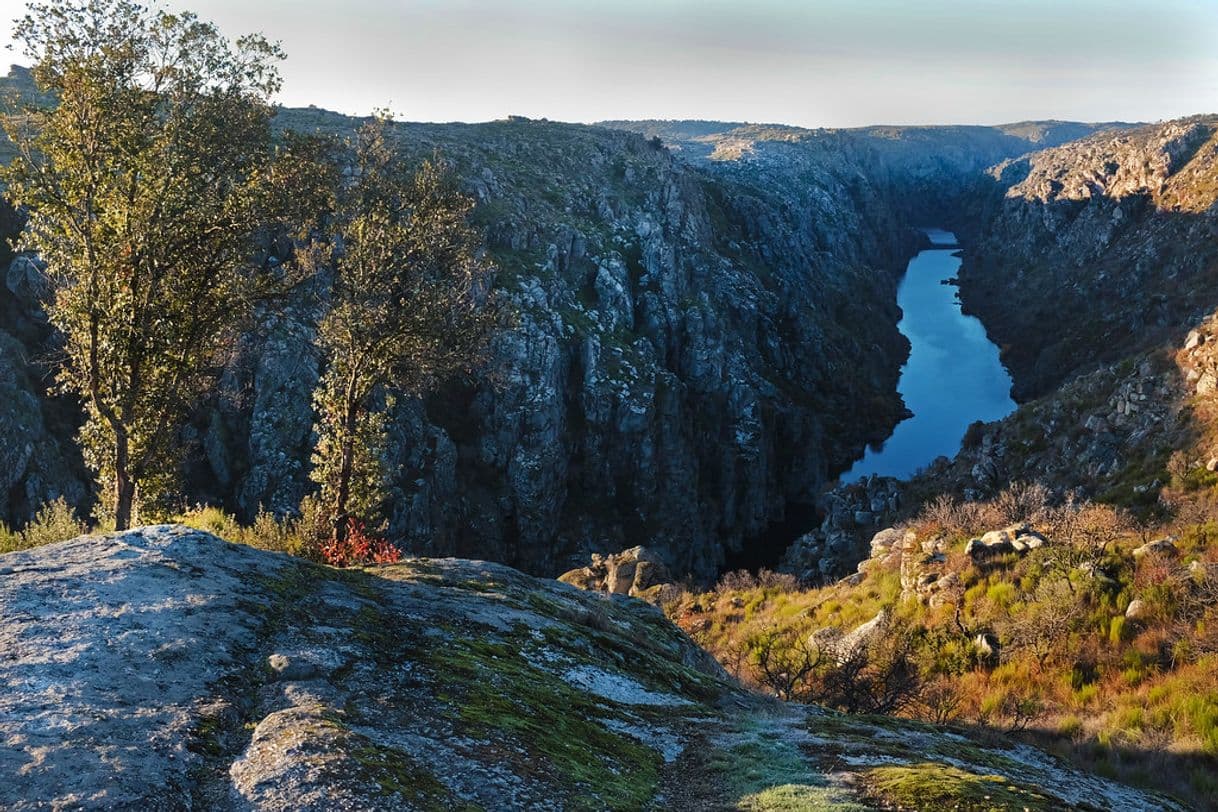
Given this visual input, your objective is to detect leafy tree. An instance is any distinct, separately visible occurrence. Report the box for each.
[307,117,499,541]
[2,0,327,528]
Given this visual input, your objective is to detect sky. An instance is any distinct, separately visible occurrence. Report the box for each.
[0,0,1215,127]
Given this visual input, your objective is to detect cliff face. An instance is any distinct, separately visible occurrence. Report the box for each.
[957,116,1218,400]
[186,113,925,579]
[0,198,88,528]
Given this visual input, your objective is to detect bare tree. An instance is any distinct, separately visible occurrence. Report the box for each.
[744,626,822,701]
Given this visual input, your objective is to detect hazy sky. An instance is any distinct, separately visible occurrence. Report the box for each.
[1,0,1215,127]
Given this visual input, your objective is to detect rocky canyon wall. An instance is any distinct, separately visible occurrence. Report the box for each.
[0,75,1130,578]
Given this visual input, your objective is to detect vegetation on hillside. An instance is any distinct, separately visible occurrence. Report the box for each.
[662,483,1218,807]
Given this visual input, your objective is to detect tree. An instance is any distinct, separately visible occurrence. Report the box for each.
[1,0,327,529]
[814,616,924,715]
[308,116,498,541]
[744,625,822,701]
[1043,499,1131,579]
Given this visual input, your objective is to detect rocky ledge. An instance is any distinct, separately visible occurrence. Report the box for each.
[0,527,1185,809]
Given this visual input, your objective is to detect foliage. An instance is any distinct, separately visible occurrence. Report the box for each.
[319,519,402,567]
[1,0,330,529]
[0,497,88,553]
[307,115,500,539]
[176,498,330,558]
[178,500,408,568]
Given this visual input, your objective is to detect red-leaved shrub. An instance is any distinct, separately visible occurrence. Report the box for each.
[321,519,403,567]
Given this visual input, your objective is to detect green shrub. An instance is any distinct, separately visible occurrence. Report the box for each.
[1182,694,1218,753]
[1058,715,1084,738]
[1073,683,1100,706]
[0,498,88,553]
[985,581,1019,610]
[177,502,323,559]
[0,522,18,553]
[1178,467,1218,492]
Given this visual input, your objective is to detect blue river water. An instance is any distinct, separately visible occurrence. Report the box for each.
[842,228,1015,482]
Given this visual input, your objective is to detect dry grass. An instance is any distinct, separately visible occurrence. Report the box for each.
[662,487,1218,807]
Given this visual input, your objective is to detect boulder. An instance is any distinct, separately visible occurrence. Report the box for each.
[966,524,1048,561]
[1124,599,1149,620]
[1133,538,1178,559]
[973,632,1000,665]
[869,527,904,558]
[558,545,673,599]
[267,653,321,682]
[813,609,890,664]
[1083,414,1110,434]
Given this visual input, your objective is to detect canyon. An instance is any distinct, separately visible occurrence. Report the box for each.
[1,62,1146,581]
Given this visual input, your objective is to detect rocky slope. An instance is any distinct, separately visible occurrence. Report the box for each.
[957,116,1218,400]
[602,119,1126,222]
[0,526,1183,810]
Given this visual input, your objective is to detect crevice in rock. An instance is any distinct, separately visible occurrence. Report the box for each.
[721,501,821,576]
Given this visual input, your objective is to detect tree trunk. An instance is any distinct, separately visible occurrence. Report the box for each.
[333,402,359,542]
[113,430,135,531]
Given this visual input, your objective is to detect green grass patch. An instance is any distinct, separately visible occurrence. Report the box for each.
[861,762,1062,811]
[425,633,663,811]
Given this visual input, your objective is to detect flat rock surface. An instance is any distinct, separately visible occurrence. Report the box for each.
[0,525,281,809]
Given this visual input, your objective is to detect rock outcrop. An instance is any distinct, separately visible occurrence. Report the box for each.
[557,545,673,599]
[810,609,890,664]
[0,527,1181,810]
[1133,537,1178,559]
[842,525,960,605]
[779,475,903,583]
[964,524,1049,561]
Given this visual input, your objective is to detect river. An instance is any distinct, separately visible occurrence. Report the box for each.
[843,228,1015,482]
